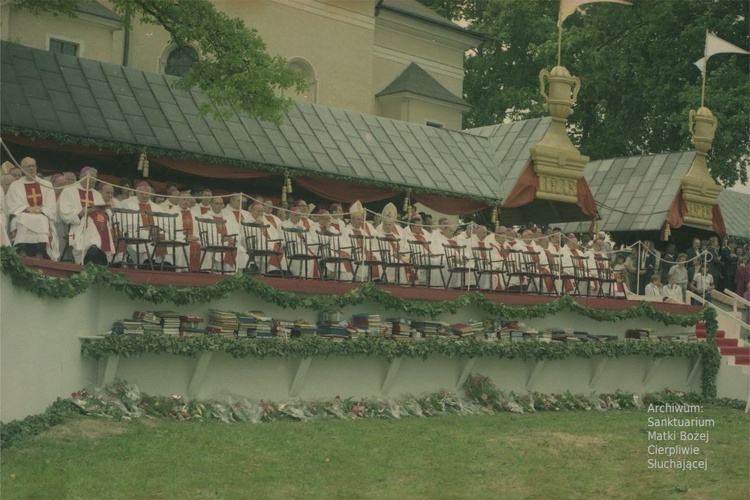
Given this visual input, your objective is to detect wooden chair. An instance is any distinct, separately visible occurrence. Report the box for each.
[569,254,598,297]
[196,217,237,274]
[349,234,381,282]
[520,250,552,295]
[595,256,617,298]
[503,249,527,293]
[110,207,153,269]
[471,245,504,291]
[316,230,353,281]
[242,221,284,275]
[408,239,445,288]
[376,235,412,285]
[146,211,189,272]
[280,226,318,278]
[442,242,472,289]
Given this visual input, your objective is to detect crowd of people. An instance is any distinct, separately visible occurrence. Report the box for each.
[2,157,749,305]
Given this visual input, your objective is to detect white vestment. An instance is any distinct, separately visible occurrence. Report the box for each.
[58,183,115,264]
[5,177,59,259]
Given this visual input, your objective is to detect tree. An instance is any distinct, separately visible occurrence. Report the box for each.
[15,0,307,124]
[419,0,749,186]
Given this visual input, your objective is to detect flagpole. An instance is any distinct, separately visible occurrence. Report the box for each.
[701,29,708,107]
[557,24,563,66]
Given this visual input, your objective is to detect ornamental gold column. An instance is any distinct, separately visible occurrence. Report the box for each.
[529,66,589,203]
[680,107,722,231]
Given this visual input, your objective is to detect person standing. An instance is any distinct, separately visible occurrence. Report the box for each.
[5,157,59,259]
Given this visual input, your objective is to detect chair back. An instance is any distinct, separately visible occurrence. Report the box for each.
[408,239,434,267]
[111,207,151,243]
[281,226,313,257]
[243,221,275,253]
[571,254,593,279]
[349,233,375,263]
[595,256,614,280]
[442,242,468,272]
[316,230,344,260]
[521,250,542,274]
[376,236,404,265]
[472,245,497,273]
[196,217,234,249]
[504,248,523,275]
[146,211,181,243]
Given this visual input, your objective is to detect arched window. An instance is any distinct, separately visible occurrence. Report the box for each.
[286,58,317,103]
[164,45,199,77]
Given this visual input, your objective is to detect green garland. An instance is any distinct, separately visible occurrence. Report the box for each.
[0,247,715,322]
[79,335,720,398]
[1,247,720,396]
[1,127,498,205]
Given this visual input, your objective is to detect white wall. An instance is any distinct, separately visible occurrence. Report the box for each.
[1,273,707,422]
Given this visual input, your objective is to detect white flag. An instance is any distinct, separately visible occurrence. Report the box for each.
[705,32,749,61]
[694,58,706,75]
[558,0,632,28]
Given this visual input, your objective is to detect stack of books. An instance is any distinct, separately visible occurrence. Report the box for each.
[206,309,239,336]
[133,311,163,334]
[386,318,412,340]
[273,319,294,340]
[411,320,451,337]
[155,311,181,336]
[351,314,382,337]
[292,320,318,337]
[111,319,144,335]
[450,322,484,338]
[317,324,350,338]
[179,316,205,337]
[625,329,650,340]
[237,311,273,338]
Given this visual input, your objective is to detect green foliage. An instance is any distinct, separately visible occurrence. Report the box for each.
[1,245,721,396]
[0,399,81,449]
[15,0,306,123]
[421,0,749,186]
[3,379,743,450]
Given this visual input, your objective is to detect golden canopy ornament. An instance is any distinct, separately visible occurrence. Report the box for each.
[529,66,589,204]
[680,106,722,231]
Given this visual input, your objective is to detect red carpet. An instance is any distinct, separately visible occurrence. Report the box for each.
[695,323,750,366]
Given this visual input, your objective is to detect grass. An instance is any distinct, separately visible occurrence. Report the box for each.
[1,408,748,499]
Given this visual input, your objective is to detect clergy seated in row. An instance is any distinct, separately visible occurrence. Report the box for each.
[341,201,381,282]
[58,167,114,265]
[199,197,250,273]
[173,192,201,272]
[117,181,165,266]
[279,206,317,278]
[5,157,59,259]
[377,204,411,284]
[242,201,283,275]
[313,210,353,280]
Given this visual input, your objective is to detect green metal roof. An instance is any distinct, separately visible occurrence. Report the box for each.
[718,189,750,240]
[466,118,552,202]
[376,63,469,107]
[0,41,499,201]
[560,152,698,234]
